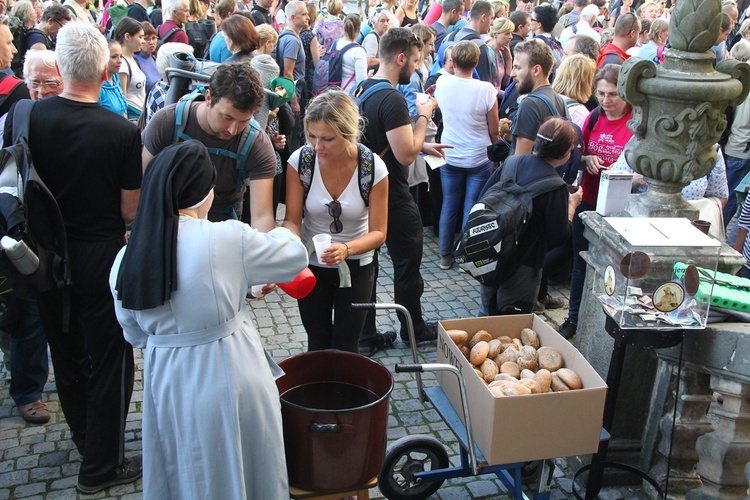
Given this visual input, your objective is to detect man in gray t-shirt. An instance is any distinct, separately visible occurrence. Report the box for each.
[142,63,277,229]
[276,0,308,116]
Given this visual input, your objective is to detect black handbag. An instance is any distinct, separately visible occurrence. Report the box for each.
[487,136,512,163]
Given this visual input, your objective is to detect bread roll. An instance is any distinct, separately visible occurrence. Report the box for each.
[493,373,518,382]
[517,345,538,371]
[512,338,524,351]
[487,339,503,359]
[520,328,540,349]
[460,345,470,360]
[447,329,469,347]
[489,385,506,397]
[497,335,513,345]
[470,341,490,366]
[520,369,536,379]
[518,378,542,394]
[538,346,564,371]
[500,361,520,379]
[468,330,492,349]
[497,346,520,364]
[533,369,552,393]
[473,368,485,382]
[480,359,499,383]
[557,368,582,390]
[551,373,571,392]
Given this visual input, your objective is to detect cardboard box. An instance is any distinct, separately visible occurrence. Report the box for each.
[596,170,633,216]
[437,315,607,466]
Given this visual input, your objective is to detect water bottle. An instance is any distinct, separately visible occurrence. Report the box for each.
[1,236,40,275]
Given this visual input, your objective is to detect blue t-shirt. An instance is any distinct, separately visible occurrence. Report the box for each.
[133,52,160,90]
[99,73,128,117]
[277,29,305,82]
[209,31,232,63]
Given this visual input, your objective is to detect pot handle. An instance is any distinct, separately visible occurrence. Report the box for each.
[308,423,342,433]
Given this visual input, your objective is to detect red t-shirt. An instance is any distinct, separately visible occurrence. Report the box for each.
[580,108,633,206]
[158,20,189,44]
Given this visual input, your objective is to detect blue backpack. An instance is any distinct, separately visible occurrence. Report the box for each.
[311,39,360,96]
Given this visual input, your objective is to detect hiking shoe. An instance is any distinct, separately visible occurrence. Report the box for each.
[532,301,546,313]
[77,456,143,494]
[359,331,397,357]
[402,322,438,345]
[439,256,454,270]
[558,319,577,340]
[539,295,567,309]
[18,400,50,424]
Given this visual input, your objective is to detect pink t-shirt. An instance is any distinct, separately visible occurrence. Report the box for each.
[580,108,633,206]
[423,2,442,25]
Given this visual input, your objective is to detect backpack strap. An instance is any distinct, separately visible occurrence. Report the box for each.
[0,74,23,100]
[11,99,34,145]
[299,144,316,206]
[160,26,179,42]
[353,81,394,157]
[299,143,374,207]
[587,106,601,133]
[525,93,558,117]
[172,86,204,144]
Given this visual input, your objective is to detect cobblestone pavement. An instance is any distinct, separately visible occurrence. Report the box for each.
[0,228,651,499]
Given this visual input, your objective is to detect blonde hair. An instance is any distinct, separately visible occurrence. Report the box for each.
[489,17,514,35]
[638,1,659,16]
[451,40,480,70]
[256,23,278,47]
[552,54,596,104]
[305,89,363,144]
[648,18,669,42]
[327,0,343,16]
[410,23,436,43]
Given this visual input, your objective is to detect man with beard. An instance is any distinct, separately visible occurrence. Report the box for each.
[355,27,448,356]
[510,39,567,155]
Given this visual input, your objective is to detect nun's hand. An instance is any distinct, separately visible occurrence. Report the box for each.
[260,283,277,296]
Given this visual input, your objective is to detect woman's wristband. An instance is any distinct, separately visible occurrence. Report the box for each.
[344,243,351,258]
[417,114,430,123]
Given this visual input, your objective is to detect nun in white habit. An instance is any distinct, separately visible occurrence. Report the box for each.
[109,140,308,499]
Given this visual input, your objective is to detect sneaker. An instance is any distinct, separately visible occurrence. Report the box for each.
[77,456,143,494]
[539,295,567,310]
[18,400,50,424]
[439,256,454,270]
[359,331,397,357]
[532,301,545,313]
[402,322,438,345]
[558,319,577,340]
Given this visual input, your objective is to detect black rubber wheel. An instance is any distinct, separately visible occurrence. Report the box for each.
[378,435,450,500]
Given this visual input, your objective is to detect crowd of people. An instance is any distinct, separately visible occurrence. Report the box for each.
[2,0,750,495]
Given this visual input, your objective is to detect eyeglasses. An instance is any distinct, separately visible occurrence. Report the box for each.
[596,90,621,100]
[52,19,64,29]
[26,79,62,90]
[326,200,343,234]
[530,16,538,22]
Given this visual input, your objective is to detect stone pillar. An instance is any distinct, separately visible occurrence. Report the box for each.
[647,360,714,494]
[685,377,750,499]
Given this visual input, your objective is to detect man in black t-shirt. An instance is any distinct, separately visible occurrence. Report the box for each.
[127,0,154,22]
[3,23,143,494]
[250,0,273,26]
[510,39,567,155]
[356,27,448,355]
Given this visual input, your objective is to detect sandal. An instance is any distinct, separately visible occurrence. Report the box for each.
[19,400,50,424]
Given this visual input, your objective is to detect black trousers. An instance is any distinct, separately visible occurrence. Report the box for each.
[299,260,375,353]
[361,199,426,342]
[37,238,134,486]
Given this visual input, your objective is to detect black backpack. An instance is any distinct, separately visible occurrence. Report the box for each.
[0,100,71,299]
[9,15,31,77]
[453,156,565,285]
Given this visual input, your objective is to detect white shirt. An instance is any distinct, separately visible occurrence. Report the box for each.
[434,74,497,168]
[335,39,368,93]
[726,95,750,160]
[559,19,600,47]
[288,146,388,266]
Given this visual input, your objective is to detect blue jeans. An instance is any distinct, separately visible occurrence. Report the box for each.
[722,155,750,226]
[1,298,49,406]
[439,161,493,257]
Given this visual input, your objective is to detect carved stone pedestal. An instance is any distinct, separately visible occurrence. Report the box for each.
[686,378,750,499]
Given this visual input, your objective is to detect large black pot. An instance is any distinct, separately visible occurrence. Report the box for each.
[276,350,393,491]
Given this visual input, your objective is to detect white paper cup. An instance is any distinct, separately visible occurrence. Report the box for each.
[312,234,332,263]
[415,92,429,104]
